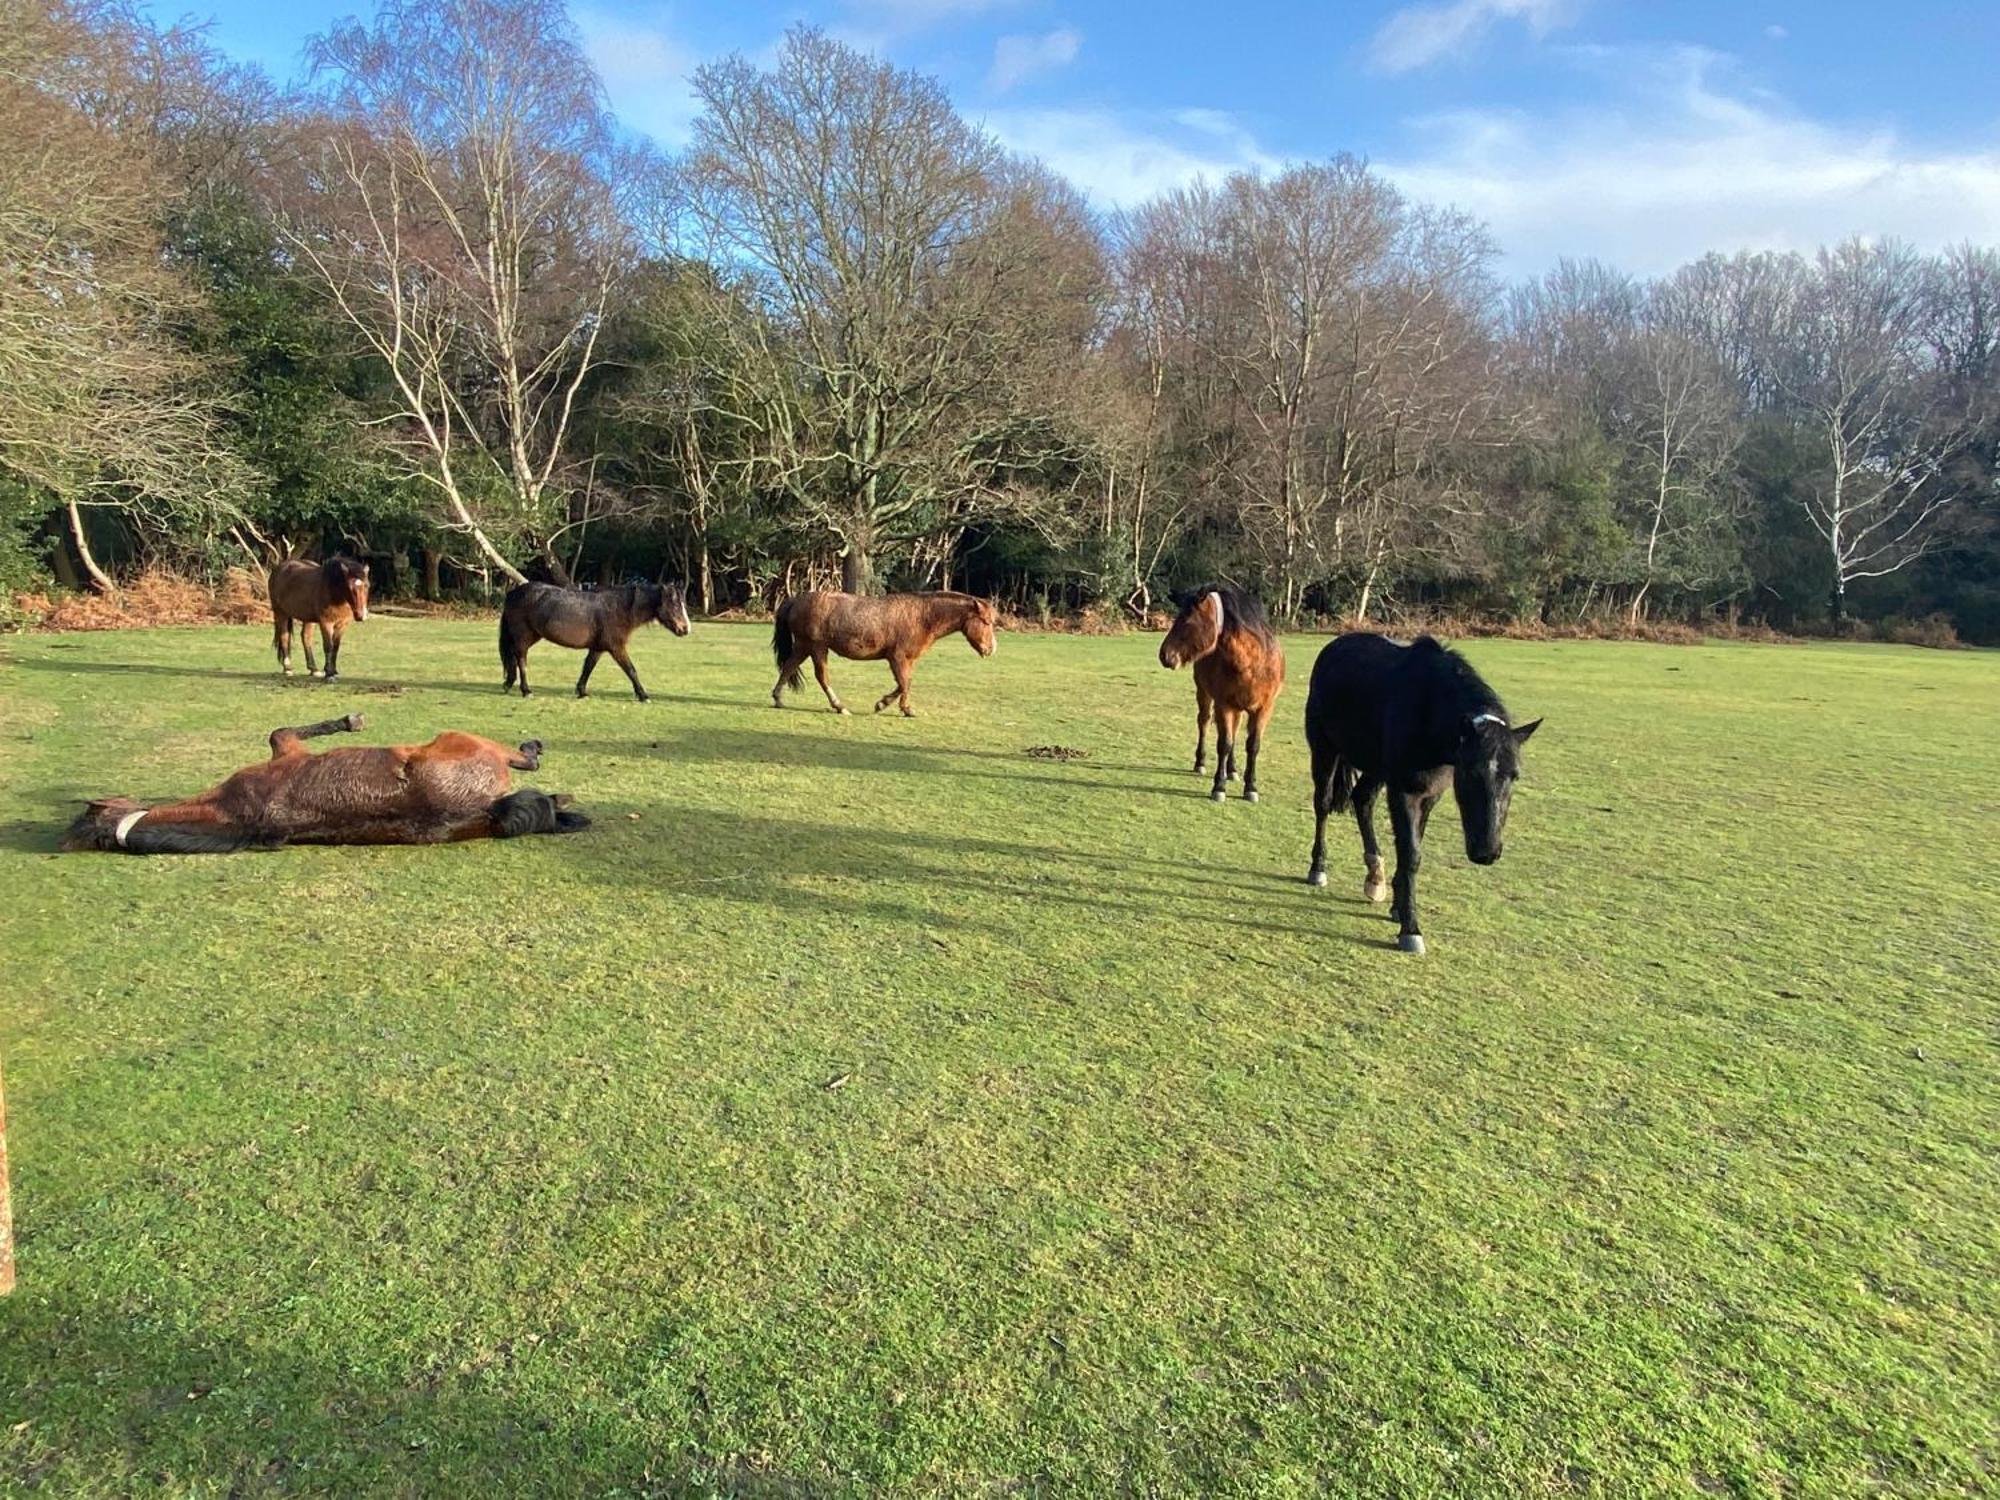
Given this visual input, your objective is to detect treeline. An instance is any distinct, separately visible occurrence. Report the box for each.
[4,0,1997,638]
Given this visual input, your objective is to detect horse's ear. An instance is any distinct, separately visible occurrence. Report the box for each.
[1512,718,1543,743]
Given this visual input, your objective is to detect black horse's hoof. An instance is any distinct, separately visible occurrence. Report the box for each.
[1398,933,1426,955]
[1306,867,1327,887]
[1209,788,1226,803]
[635,694,649,704]
[1243,789,1259,804]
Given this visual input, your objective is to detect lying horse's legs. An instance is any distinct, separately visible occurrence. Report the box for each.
[576,649,602,698]
[1193,687,1212,774]
[810,651,845,714]
[1353,775,1389,902]
[608,643,649,702]
[268,713,364,757]
[272,612,294,676]
[1388,790,1426,954]
[874,656,915,716]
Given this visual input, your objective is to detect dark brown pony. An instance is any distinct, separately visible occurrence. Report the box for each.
[60,714,587,854]
[771,591,997,716]
[269,557,370,681]
[500,581,691,700]
[1159,584,1285,802]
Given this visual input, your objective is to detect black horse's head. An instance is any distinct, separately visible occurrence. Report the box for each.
[1453,712,1541,865]
[652,582,691,637]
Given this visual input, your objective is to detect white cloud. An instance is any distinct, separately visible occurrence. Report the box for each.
[982,107,1278,207]
[1378,47,2000,275]
[1763,23,1788,41]
[988,27,1082,93]
[575,5,703,147]
[1370,0,1580,74]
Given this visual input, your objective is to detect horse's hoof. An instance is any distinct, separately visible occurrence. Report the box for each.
[835,706,850,716]
[1364,880,1391,904]
[343,713,366,732]
[1209,788,1226,803]
[1307,868,1327,888]
[1243,789,1259,804]
[1398,934,1426,956]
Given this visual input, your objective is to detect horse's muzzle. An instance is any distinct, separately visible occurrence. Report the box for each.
[1468,846,1501,866]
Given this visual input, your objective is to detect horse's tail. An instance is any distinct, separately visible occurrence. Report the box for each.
[1326,756,1358,813]
[499,612,516,678]
[60,802,267,855]
[772,600,803,690]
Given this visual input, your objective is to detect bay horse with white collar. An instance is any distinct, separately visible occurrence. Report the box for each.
[1304,633,1541,954]
[60,714,586,853]
[1158,584,1284,803]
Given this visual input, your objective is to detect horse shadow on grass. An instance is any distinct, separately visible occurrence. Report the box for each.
[562,724,1209,803]
[537,797,1390,950]
[0,1287,831,1496]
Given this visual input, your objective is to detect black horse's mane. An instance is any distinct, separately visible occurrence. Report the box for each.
[1181,583,1274,643]
[1409,635,1507,721]
[318,555,365,583]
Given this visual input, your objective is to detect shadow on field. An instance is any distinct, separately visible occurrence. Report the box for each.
[0,1288,829,1496]
[566,724,1203,802]
[13,653,744,709]
[544,798,1382,948]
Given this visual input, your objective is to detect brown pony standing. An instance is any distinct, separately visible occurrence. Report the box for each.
[772,591,997,716]
[499,580,691,700]
[60,714,587,853]
[1159,584,1285,802]
[269,557,370,681]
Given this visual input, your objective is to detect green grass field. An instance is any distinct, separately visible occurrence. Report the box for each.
[0,619,1994,1497]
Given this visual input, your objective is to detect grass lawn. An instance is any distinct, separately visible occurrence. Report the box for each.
[0,617,1994,1497]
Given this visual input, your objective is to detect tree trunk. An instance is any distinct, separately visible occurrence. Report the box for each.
[422,546,442,600]
[538,543,574,588]
[697,536,714,614]
[65,499,114,593]
[1830,579,1847,627]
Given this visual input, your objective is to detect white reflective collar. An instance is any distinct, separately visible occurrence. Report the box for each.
[113,809,147,847]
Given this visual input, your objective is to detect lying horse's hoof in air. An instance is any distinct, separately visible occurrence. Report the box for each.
[1398,933,1426,955]
[61,715,587,854]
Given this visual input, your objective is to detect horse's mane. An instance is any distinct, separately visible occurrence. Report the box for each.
[319,555,365,583]
[1183,583,1274,644]
[1410,636,1507,719]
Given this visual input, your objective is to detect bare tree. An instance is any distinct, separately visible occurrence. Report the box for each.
[684,29,1100,591]
[1768,242,1967,622]
[282,0,626,584]
[0,0,249,589]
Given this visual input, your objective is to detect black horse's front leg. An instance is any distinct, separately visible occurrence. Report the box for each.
[576,649,602,698]
[1388,790,1426,954]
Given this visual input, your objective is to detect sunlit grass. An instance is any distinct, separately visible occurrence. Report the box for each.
[1,619,1994,1496]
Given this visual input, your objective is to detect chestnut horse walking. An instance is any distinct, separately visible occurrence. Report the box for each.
[1159,584,1285,803]
[500,581,691,700]
[269,557,370,681]
[771,591,997,716]
[60,714,587,854]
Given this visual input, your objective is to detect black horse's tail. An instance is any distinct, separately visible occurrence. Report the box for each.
[772,601,803,691]
[498,612,517,683]
[1323,755,1359,814]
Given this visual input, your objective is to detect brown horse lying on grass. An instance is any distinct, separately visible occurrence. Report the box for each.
[61,715,587,854]
[269,557,370,681]
[500,580,691,700]
[772,590,997,716]
[1159,584,1285,803]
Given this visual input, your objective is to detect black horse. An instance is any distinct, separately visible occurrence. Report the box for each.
[499,581,690,700]
[1304,633,1541,954]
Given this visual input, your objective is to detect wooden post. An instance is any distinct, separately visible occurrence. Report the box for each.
[0,1056,13,1294]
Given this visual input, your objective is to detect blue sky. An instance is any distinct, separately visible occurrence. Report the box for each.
[145,0,2000,277]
